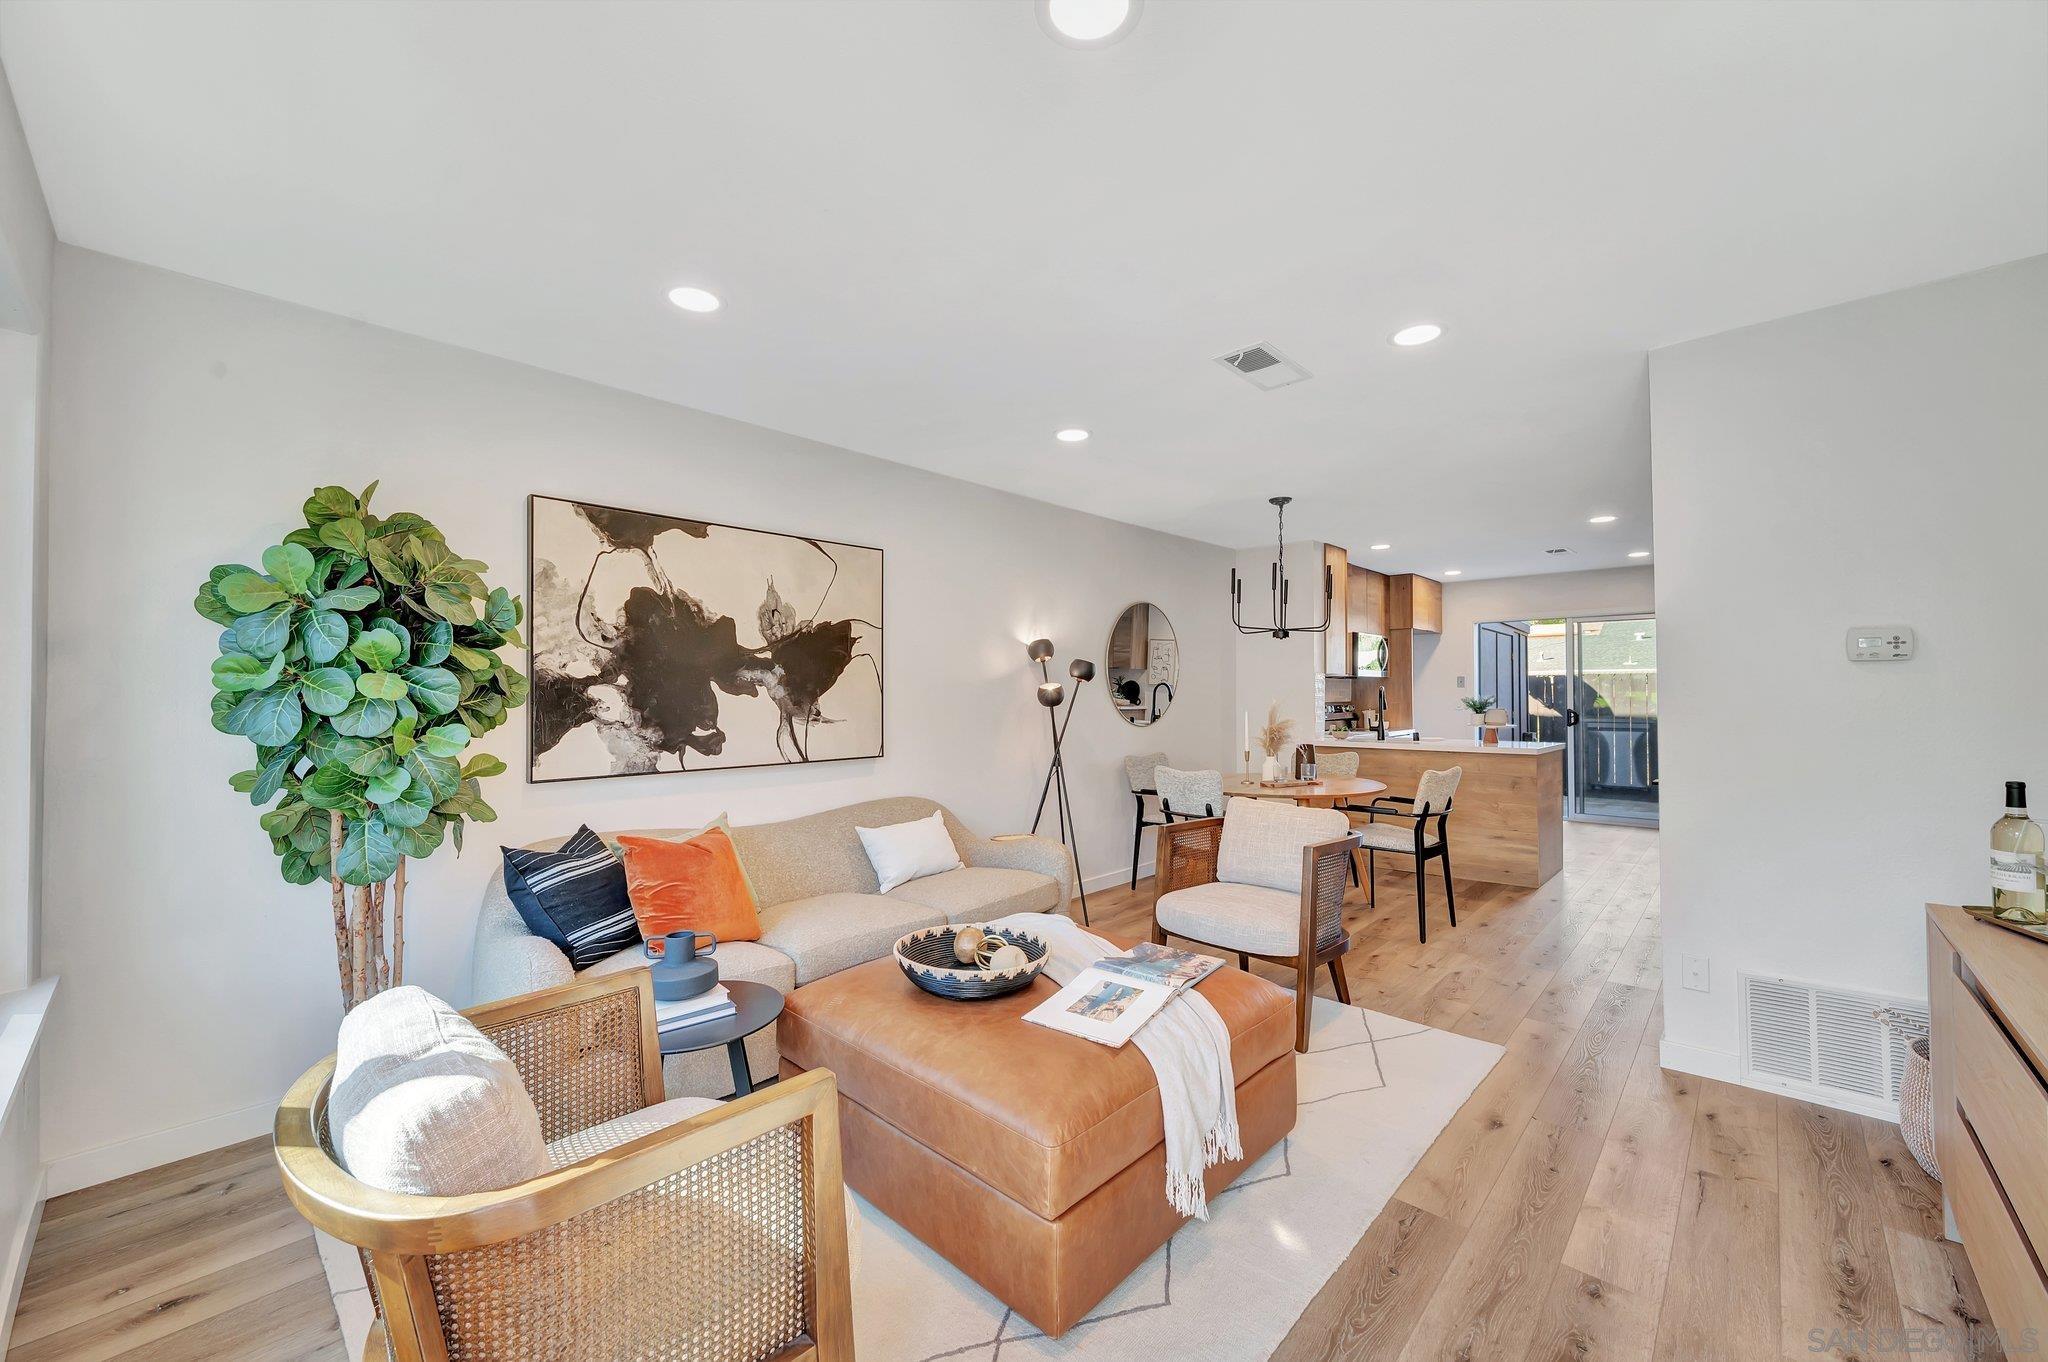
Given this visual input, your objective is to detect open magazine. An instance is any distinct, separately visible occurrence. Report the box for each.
[1022,945,1223,1048]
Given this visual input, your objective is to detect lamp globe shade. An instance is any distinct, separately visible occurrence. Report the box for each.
[1037,682,1065,708]
[1027,638,1055,663]
[1069,658,1096,682]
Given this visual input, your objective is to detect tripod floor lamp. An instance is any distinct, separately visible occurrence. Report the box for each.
[1026,638,1091,924]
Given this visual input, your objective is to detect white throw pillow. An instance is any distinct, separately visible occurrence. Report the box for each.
[1216,796,1351,893]
[856,809,963,893]
[327,985,550,1196]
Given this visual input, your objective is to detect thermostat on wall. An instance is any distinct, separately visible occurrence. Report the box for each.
[1846,625,1915,662]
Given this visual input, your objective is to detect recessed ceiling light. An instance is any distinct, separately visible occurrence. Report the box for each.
[1390,324,1443,347]
[1055,428,1090,443]
[1039,0,1142,47]
[666,286,721,313]
[1369,543,1391,551]
[1588,514,1617,524]
[1443,569,1463,577]
[1628,550,1650,558]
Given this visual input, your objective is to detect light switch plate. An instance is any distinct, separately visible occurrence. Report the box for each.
[1846,625,1915,661]
[1682,955,1710,993]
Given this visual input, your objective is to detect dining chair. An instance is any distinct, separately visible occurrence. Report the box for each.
[1357,766,1463,943]
[1150,798,1356,1051]
[1154,766,1225,823]
[1123,751,1170,890]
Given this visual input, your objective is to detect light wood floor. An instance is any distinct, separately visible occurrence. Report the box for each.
[11,823,1999,1361]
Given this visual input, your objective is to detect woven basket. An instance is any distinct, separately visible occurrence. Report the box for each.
[1900,1035,1939,1181]
[893,925,1047,1000]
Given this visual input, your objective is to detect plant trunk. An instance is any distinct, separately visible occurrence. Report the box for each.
[328,814,351,1011]
[391,857,407,986]
[352,883,371,1005]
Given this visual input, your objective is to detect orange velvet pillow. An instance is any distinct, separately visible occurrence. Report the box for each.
[616,827,762,945]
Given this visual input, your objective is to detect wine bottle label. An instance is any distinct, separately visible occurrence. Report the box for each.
[1992,849,2041,892]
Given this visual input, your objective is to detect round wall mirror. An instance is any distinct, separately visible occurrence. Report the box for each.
[1105,603,1177,726]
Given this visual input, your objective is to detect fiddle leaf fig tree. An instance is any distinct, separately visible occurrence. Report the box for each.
[196,482,528,1008]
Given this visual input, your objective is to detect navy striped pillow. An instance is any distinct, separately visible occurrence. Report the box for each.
[501,826,638,970]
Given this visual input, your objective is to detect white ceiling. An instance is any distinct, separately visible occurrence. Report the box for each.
[4,0,2044,578]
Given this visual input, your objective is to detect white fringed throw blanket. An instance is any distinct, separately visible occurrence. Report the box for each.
[988,912,1241,1219]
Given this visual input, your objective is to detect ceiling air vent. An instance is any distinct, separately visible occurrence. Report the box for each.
[1215,344,1311,391]
[1544,548,1572,556]
[1740,972,1929,1118]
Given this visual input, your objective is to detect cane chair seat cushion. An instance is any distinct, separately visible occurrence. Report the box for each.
[1216,797,1351,893]
[1354,822,1443,852]
[545,1096,724,1167]
[1155,881,1304,957]
[328,986,551,1196]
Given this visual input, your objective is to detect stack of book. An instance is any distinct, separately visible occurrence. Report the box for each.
[656,985,736,1035]
[1023,943,1224,1048]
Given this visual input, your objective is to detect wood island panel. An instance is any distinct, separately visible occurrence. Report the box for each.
[1316,743,1564,887]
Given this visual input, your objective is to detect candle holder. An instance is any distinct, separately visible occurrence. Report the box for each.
[1025,643,1093,924]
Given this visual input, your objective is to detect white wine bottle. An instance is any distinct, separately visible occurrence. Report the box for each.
[1991,780,2047,923]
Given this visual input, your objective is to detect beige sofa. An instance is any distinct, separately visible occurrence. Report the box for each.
[471,796,1074,1098]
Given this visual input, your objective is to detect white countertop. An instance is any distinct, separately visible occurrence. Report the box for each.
[1315,736,1565,755]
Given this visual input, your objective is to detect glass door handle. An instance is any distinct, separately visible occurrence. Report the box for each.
[1566,709,1580,727]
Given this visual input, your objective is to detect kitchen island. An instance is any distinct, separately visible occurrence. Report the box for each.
[1315,737,1565,887]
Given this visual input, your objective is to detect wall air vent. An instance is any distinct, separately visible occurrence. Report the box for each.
[1215,344,1311,391]
[1740,971,1929,1119]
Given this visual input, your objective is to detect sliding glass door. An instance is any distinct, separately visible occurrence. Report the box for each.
[1480,614,1659,825]
[1565,616,1659,823]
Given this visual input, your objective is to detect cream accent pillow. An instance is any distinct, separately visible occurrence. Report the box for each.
[327,985,550,1196]
[856,809,963,893]
[1216,796,1351,893]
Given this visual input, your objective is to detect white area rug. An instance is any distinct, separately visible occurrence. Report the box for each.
[853,996,1502,1361]
[314,997,1499,1362]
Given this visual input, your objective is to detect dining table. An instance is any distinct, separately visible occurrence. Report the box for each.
[1218,773,1388,809]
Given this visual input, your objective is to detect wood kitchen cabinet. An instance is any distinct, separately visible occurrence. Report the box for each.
[1387,574,1443,634]
[1320,544,1350,675]
[1348,565,1386,636]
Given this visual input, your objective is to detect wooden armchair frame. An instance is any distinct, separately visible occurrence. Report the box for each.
[1150,815,1356,1052]
[275,970,854,1362]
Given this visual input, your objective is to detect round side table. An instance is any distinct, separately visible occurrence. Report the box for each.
[657,979,784,1098]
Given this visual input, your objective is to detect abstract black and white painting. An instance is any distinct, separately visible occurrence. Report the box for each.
[528,495,883,780]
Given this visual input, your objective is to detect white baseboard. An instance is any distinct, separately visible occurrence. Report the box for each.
[1657,1037,1902,1122]
[0,1167,45,1357]
[1657,1036,1740,1084]
[44,1099,275,1197]
[1081,859,1153,895]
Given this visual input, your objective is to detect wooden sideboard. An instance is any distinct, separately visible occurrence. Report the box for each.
[1926,904,2048,1338]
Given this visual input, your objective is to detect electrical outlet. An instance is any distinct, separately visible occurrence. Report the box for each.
[1682,955,1710,993]
[1456,675,1467,688]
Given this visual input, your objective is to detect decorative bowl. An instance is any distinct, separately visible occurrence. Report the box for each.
[893,925,1048,1000]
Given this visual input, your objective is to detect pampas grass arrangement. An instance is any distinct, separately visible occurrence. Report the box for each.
[1257,704,1295,759]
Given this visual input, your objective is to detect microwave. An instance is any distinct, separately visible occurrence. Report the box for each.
[1353,632,1388,677]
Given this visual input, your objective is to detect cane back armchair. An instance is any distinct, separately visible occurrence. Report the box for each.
[1149,806,1357,1052]
[275,970,854,1362]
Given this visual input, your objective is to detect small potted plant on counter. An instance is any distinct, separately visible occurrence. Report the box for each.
[1461,694,1495,743]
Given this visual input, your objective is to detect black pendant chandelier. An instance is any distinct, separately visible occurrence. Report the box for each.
[1230,496,1332,638]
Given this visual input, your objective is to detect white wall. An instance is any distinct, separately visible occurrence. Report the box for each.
[0,52,53,1344]
[1412,567,1656,740]
[37,246,1236,1189]
[1650,254,2048,1081]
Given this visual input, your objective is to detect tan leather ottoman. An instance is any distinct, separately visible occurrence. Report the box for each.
[776,950,1298,1337]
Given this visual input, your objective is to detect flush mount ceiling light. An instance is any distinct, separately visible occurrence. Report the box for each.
[1370,543,1392,551]
[1390,323,1443,347]
[1038,0,1143,48]
[1628,550,1651,558]
[1443,569,1463,576]
[1588,514,1617,524]
[666,285,721,313]
[1055,428,1090,443]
